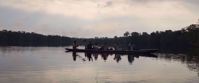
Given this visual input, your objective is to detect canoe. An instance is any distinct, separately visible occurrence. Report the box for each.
[65,48,158,54]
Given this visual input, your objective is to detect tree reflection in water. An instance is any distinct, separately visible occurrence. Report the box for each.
[158,48,199,77]
[71,52,157,64]
[71,49,199,77]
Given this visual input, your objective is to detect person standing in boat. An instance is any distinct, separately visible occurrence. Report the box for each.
[73,41,78,50]
[86,41,93,50]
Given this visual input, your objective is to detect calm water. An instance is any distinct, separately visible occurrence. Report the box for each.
[0,47,199,83]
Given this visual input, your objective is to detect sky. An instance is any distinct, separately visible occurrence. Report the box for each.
[0,0,198,38]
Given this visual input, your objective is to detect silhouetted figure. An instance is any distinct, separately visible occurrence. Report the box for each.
[99,45,104,50]
[93,43,99,50]
[86,41,93,50]
[73,41,78,50]
[108,47,114,51]
[113,43,122,51]
[100,45,108,51]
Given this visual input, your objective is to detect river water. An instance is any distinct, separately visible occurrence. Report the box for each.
[0,47,198,83]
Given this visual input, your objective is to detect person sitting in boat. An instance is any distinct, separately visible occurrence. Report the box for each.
[99,45,104,50]
[86,41,93,50]
[73,41,78,50]
[93,43,100,50]
[108,46,115,51]
[99,45,108,51]
[113,43,121,51]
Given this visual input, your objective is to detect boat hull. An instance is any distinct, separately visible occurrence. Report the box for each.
[65,48,158,54]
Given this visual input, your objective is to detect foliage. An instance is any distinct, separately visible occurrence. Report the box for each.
[0,24,198,52]
[0,30,72,46]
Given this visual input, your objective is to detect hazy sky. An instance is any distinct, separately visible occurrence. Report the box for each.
[0,0,198,38]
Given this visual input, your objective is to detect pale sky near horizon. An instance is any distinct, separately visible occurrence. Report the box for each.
[0,0,198,38]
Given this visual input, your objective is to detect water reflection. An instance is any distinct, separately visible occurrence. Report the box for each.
[70,52,158,64]
[0,47,199,83]
[69,50,199,78]
[158,51,199,77]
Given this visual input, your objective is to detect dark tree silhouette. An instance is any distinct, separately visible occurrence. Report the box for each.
[0,30,72,46]
[0,23,198,53]
[124,31,130,37]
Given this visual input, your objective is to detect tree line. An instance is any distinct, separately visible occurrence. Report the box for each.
[0,30,73,46]
[0,24,199,52]
[77,24,199,52]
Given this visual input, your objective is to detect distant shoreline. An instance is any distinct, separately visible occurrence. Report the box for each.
[0,24,198,53]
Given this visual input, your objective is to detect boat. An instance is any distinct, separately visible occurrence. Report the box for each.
[65,48,158,54]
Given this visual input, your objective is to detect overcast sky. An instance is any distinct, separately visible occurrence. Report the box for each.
[0,0,198,38]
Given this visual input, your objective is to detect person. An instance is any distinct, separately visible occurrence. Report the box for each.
[73,41,78,50]
[93,43,99,50]
[99,45,108,51]
[86,41,93,50]
[113,43,121,51]
[100,42,108,51]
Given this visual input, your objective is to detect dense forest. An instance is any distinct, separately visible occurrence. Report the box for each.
[79,24,199,52]
[0,24,199,52]
[0,30,73,46]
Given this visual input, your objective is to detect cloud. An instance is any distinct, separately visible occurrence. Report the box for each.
[0,0,197,19]
[0,0,198,37]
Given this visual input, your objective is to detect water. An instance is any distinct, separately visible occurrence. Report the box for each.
[0,47,199,83]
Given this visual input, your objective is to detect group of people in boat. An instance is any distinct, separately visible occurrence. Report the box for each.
[72,41,135,51]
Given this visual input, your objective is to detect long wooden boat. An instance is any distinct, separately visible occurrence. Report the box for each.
[65,48,158,54]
